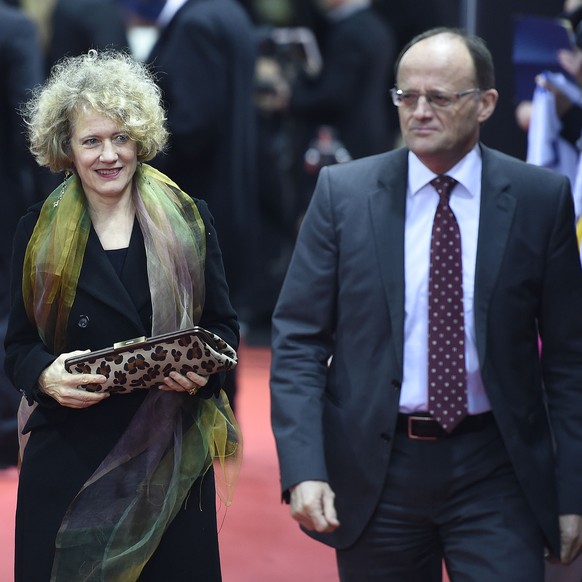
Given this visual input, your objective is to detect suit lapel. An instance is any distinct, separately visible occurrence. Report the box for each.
[474,145,516,364]
[368,149,408,371]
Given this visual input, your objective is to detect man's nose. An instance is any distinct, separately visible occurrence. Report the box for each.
[412,95,433,116]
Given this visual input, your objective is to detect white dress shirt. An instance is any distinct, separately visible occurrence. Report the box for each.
[399,146,491,414]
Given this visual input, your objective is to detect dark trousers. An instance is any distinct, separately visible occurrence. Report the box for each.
[337,420,545,582]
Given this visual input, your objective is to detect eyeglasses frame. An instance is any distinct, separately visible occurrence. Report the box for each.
[390,87,482,109]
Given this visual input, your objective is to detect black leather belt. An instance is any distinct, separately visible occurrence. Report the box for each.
[396,412,494,440]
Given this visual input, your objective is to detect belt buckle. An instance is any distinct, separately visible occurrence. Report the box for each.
[408,416,438,441]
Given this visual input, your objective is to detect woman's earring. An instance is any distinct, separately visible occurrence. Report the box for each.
[53,170,71,208]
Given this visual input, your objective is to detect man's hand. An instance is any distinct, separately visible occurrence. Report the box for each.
[559,514,582,563]
[289,480,340,533]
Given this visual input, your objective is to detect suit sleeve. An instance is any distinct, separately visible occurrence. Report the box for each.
[538,178,582,514]
[270,167,339,493]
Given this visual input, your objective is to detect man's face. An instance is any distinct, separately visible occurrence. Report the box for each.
[396,34,497,174]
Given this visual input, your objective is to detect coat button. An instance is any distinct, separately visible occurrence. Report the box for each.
[78,315,90,328]
[391,379,401,390]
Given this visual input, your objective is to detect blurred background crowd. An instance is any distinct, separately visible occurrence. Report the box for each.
[0,0,577,470]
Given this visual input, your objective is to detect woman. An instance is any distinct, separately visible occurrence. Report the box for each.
[5,50,240,581]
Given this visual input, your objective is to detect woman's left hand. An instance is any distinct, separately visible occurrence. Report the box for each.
[158,370,208,396]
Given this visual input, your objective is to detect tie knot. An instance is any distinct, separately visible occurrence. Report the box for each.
[431,175,458,203]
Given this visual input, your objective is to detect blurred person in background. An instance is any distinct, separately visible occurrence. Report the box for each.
[280,0,396,160]
[514,0,582,143]
[242,0,321,28]
[144,0,260,409]
[16,0,55,51]
[45,0,129,74]
[260,0,396,219]
[0,0,44,471]
[513,1,582,258]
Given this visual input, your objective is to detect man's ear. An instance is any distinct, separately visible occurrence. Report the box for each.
[477,88,499,123]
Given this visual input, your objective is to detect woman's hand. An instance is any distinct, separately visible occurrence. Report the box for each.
[158,370,209,396]
[38,351,108,408]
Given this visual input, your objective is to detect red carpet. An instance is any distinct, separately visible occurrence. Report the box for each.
[0,344,338,582]
[217,344,338,581]
[0,467,17,582]
[0,344,451,580]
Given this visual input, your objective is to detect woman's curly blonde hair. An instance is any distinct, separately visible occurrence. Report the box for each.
[22,49,168,172]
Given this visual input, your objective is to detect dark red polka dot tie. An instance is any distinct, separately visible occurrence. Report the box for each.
[428,175,467,432]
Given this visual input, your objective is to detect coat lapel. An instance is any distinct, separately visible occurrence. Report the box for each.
[77,222,149,333]
[368,149,408,371]
[474,145,516,365]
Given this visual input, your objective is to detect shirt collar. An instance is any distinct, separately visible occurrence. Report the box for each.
[408,145,482,197]
[157,0,188,28]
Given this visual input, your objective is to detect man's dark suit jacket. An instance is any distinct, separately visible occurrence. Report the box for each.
[270,145,582,555]
[147,0,258,313]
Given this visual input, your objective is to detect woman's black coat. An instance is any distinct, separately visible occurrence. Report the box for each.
[5,198,238,581]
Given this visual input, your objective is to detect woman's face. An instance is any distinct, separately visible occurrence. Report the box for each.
[69,108,138,204]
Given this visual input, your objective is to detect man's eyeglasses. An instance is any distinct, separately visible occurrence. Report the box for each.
[390,88,482,109]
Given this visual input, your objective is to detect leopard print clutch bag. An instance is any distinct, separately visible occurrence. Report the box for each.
[64,327,237,394]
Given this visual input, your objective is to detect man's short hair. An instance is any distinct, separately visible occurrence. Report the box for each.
[394,27,496,90]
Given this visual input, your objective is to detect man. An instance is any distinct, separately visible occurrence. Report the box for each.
[266,0,396,218]
[286,0,396,160]
[0,0,44,469]
[270,27,582,581]
[146,0,258,318]
[146,0,259,409]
